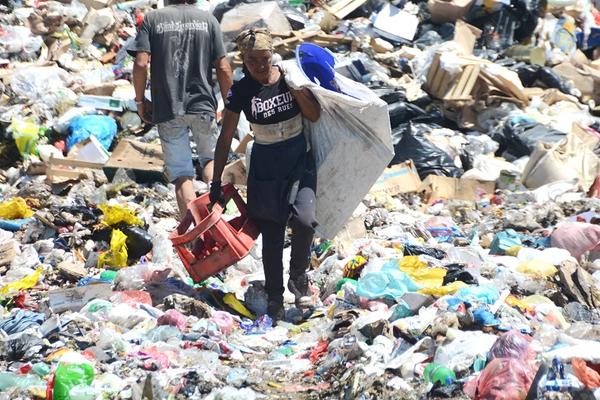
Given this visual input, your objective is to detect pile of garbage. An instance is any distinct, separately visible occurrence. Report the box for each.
[2,0,600,397]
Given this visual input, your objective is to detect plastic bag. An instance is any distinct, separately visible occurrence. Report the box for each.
[522,132,599,190]
[391,123,462,179]
[0,267,42,298]
[488,330,534,362]
[434,330,498,372]
[113,263,170,291]
[10,66,70,101]
[53,363,95,400]
[356,262,420,300]
[551,222,600,260]
[454,285,500,305]
[0,198,34,220]
[493,117,566,159]
[282,59,393,239]
[489,230,522,255]
[66,115,117,151]
[9,118,39,158]
[98,229,128,268]
[464,357,536,400]
[98,204,143,227]
[121,226,153,261]
[572,358,600,389]
[398,257,447,289]
[516,259,558,278]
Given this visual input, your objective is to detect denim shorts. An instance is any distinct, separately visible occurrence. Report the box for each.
[157,113,218,182]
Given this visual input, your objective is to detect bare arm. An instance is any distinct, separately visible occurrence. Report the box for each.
[214,56,233,103]
[290,88,320,122]
[212,109,240,183]
[133,52,150,122]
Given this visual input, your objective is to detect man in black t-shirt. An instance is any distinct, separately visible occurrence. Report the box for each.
[129,0,232,218]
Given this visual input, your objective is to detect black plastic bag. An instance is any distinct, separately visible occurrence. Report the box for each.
[403,243,446,259]
[391,123,463,178]
[514,64,572,94]
[121,225,154,261]
[388,102,427,128]
[493,119,566,158]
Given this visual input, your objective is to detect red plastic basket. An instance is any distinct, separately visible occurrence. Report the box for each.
[169,184,259,283]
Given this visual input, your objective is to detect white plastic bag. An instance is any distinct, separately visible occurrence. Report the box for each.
[282,60,394,238]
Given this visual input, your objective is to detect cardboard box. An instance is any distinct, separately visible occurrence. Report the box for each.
[370,161,422,196]
[323,0,367,19]
[372,3,420,42]
[425,52,481,101]
[46,155,105,184]
[103,139,167,183]
[222,158,247,186]
[419,175,495,203]
[68,135,110,164]
[427,0,475,24]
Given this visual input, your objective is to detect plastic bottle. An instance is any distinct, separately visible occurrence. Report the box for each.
[53,363,95,400]
[423,363,456,386]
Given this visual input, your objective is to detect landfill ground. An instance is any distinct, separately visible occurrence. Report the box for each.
[4,0,600,398]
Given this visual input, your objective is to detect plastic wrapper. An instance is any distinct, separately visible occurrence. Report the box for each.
[110,290,152,306]
[98,229,128,268]
[463,357,536,400]
[391,123,463,179]
[0,198,34,220]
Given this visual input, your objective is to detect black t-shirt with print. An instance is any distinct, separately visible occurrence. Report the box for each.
[224,71,300,125]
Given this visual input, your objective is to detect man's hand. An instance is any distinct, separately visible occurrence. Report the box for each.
[137,100,152,124]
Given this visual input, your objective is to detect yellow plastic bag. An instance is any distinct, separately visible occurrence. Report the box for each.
[10,118,39,158]
[399,256,446,288]
[0,197,34,220]
[98,229,128,268]
[0,267,42,297]
[223,293,255,320]
[99,204,143,227]
[419,281,467,296]
[517,259,558,278]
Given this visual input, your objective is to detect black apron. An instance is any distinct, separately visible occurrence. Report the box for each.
[247,133,310,225]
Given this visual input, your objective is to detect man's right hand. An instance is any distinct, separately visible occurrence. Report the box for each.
[137,100,152,124]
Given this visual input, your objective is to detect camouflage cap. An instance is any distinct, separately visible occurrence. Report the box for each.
[236,28,273,54]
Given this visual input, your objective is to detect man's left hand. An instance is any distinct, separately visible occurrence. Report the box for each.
[137,100,153,124]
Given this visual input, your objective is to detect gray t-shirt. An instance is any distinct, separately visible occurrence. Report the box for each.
[128,5,226,124]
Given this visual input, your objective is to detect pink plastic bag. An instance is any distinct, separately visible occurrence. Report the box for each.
[551,222,600,260]
[157,309,187,330]
[464,358,536,400]
[210,311,234,335]
[488,330,534,362]
[110,290,152,306]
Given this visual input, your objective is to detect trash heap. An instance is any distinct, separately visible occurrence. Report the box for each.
[2,0,600,397]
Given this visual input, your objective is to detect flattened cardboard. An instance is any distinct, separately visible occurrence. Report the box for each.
[370,161,422,196]
[103,139,167,184]
[419,175,495,203]
[427,0,474,23]
[48,283,112,313]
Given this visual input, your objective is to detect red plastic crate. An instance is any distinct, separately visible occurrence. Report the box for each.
[169,184,259,283]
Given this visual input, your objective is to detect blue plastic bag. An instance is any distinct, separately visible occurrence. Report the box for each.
[356,262,420,300]
[455,285,500,305]
[66,115,117,151]
[489,229,522,255]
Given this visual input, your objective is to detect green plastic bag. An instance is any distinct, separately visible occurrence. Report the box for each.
[53,363,94,400]
[10,118,40,158]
